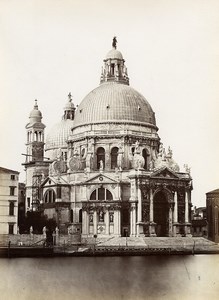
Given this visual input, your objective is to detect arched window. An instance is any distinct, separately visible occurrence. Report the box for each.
[111,63,115,75]
[44,189,56,203]
[39,132,42,142]
[90,188,113,201]
[142,149,149,170]
[9,202,14,216]
[106,189,113,200]
[90,189,96,200]
[34,131,38,141]
[81,147,86,158]
[111,147,118,169]
[96,147,105,169]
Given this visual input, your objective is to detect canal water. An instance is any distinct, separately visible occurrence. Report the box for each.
[0,255,219,300]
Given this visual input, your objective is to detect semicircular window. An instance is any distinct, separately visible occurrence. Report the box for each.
[90,188,113,201]
[142,148,149,170]
[44,189,56,203]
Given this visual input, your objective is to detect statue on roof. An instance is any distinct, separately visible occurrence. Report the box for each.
[184,164,191,174]
[112,36,117,49]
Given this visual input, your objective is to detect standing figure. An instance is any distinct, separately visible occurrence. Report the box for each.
[112,36,117,49]
[99,160,104,171]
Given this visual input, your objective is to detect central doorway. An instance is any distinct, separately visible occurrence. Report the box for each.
[153,191,169,237]
[121,208,130,237]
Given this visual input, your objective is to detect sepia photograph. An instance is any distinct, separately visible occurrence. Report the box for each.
[0,0,219,299]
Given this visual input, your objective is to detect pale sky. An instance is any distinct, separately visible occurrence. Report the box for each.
[0,0,219,206]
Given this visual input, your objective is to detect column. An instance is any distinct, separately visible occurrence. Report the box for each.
[118,209,121,236]
[105,209,110,235]
[130,206,133,236]
[132,204,136,236]
[185,190,189,223]
[93,210,97,235]
[137,181,142,222]
[184,189,192,236]
[82,210,88,235]
[168,204,173,237]
[114,210,119,236]
[149,188,156,236]
[173,191,178,236]
[137,180,144,236]
[149,189,154,222]
[173,191,178,223]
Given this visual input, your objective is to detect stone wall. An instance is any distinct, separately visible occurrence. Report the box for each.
[0,233,81,246]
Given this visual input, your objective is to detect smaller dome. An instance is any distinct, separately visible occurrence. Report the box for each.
[105,48,123,60]
[29,100,42,123]
[45,119,74,151]
[64,100,75,110]
[64,93,75,111]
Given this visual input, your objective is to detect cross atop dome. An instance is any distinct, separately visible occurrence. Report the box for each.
[68,92,73,102]
[34,99,38,109]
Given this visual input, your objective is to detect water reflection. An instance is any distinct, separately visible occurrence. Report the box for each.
[0,255,219,300]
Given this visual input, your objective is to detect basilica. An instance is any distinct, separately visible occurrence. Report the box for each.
[23,39,192,237]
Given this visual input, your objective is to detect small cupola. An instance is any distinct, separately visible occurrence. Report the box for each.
[100,37,129,85]
[63,93,76,120]
[29,100,42,123]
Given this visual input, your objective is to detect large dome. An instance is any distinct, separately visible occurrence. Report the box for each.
[73,82,156,128]
[45,119,74,151]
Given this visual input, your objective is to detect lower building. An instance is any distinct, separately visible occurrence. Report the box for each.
[206,189,219,242]
[0,167,19,234]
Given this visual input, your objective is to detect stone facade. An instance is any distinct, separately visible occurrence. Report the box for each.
[24,40,193,237]
[23,100,50,211]
[0,167,19,234]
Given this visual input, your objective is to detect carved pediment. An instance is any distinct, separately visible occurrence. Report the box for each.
[41,176,69,187]
[150,167,179,179]
[84,173,119,185]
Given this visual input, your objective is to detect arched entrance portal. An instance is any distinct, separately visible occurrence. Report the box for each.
[153,191,169,237]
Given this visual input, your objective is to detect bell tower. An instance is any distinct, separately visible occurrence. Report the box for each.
[23,100,49,212]
[25,100,45,162]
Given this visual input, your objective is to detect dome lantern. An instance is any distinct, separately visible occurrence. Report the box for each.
[100,37,129,85]
[29,99,42,123]
[63,92,76,120]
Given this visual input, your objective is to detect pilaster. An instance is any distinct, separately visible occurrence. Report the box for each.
[136,179,144,236]
[105,208,110,235]
[173,191,179,236]
[93,210,97,235]
[149,188,156,236]
[184,189,192,237]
